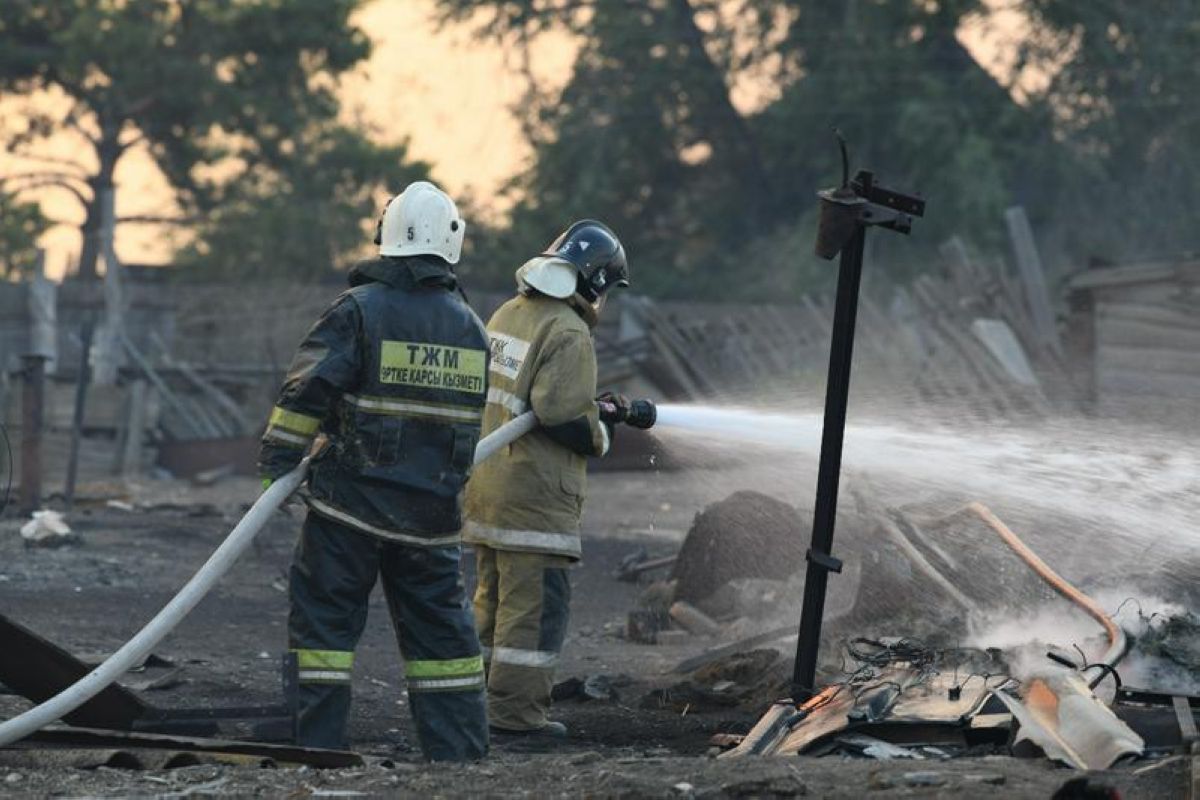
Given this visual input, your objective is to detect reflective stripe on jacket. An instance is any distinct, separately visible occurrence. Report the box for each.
[258,257,489,544]
[463,292,608,559]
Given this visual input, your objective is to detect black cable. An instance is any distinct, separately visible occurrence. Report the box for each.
[0,423,12,516]
[1113,597,1143,619]
[845,637,938,672]
[1086,662,1123,691]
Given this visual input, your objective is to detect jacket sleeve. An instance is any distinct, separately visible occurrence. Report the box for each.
[529,328,610,458]
[258,295,363,479]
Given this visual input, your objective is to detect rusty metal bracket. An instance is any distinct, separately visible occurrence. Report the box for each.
[805,548,843,574]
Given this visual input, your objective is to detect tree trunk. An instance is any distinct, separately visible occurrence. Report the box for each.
[670,0,777,220]
[76,123,121,280]
[65,119,122,505]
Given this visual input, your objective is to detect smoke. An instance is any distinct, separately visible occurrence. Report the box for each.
[964,588,1200,694]
[647,403,1200,695]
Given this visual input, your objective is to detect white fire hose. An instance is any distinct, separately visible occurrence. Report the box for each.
[0,411,538,747]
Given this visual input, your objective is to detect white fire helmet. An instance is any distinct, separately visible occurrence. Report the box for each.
[376,181,465,264]
[515,255,578,299]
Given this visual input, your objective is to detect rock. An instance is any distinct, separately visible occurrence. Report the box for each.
[552,674,621,702]
[569,751,604,765]
[582,674,618,701]
[655,630,692,646]
[902,771,947,787]
[966,773,1006,786]
[867,771,894,791]
[551,677,584,701]
[671,781,695,797]
[719,776,807,797]
[5,773,23,784]
[627,609,663,644]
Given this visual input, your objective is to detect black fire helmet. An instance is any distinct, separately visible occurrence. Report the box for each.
[541,220,629,302]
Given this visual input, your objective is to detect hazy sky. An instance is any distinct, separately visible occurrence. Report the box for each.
[1,1,576,276]
[344,2,576,210]
[1,0,1025,277]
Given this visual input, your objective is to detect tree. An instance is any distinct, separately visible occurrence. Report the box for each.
[735,0,1063,294]
[435,0,785,297]
[0,0,416,279]
[1013,0,1200,261]
[175,122,430,278]
[438,0,1055,299]
[0,189,46,278]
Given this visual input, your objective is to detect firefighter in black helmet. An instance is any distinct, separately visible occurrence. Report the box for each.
[464,220,655,741]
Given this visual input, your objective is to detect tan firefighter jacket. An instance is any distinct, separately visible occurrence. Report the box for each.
[463,292,609,559]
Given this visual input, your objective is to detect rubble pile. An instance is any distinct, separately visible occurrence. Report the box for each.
[669,491,804,606]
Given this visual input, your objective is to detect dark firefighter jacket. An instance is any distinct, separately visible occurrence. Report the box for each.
[258,257,489,546]
[463,292,609,560]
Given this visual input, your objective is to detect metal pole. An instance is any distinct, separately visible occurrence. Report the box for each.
[792,223,866,702]
[19,355,47,514]
[63,317,94,509]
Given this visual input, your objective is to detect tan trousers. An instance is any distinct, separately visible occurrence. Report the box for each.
[473,545,573,731]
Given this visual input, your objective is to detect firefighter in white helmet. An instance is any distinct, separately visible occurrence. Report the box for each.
[259,181,490,760]
[463,220,656,741]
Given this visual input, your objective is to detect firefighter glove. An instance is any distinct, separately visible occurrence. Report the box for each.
[596,392,632,424]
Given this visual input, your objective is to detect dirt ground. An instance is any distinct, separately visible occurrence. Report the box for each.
[0,461,1192,798]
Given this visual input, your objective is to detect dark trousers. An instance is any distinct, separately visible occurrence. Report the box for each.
[288,511,487,761]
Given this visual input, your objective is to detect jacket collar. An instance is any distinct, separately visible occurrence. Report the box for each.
[519,288,599,329]
[568,293,599,328]
[349,256,458,291]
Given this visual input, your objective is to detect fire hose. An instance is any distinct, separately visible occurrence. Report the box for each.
[967,502,1127,688]
[0,411,538,747]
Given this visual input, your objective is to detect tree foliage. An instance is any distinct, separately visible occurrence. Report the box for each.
[4,1,1192,294]
[0,0,424,279]
[440,0,1195,300]
[175,122,429,278]
[0,189,46,278]
[1014,0,1200,260]
[439,0,787,296]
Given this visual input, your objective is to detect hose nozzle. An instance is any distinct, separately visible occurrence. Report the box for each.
[627,399,657,430]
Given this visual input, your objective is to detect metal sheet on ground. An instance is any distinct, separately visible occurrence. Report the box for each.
[21,726,363,768]
[723,669,995,757]
[0,612,148,729]
[994,673,1144,770]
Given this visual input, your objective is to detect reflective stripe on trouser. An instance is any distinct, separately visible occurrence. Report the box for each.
[473,545,572,731]
[293,648,353,684]
[406,655,486,692]
[289,511,487,760]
